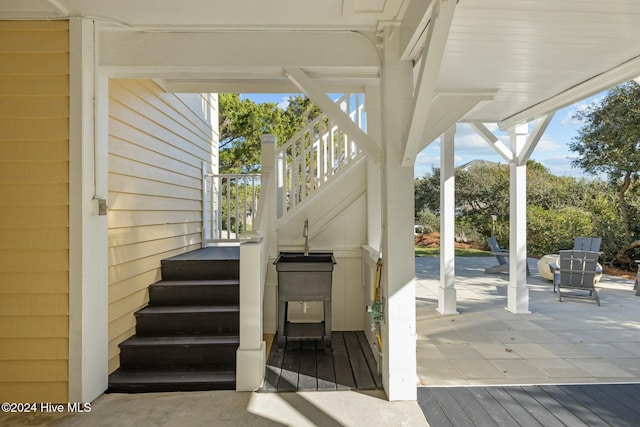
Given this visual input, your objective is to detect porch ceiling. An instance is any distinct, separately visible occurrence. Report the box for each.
[3,0,640,125]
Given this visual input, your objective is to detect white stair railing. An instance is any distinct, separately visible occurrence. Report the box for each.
[276,93,365,217]
[203,172,261,242]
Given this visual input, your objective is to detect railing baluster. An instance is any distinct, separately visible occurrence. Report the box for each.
[271,92,366,216]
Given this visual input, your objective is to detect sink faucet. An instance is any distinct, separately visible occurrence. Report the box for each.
[303,218,309,256]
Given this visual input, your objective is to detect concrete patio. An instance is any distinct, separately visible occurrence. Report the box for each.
[415,256,640,386]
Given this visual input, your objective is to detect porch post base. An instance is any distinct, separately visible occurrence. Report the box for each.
[235,342,266,391]
[437,287,458,315]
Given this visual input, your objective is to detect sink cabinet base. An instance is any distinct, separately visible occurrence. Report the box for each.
[277,300,332,348]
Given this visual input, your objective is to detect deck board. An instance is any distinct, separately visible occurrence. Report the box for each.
[259,331,381,393]
[343,331,376,390]
[277,340,300,392]
[316,344,337,391]
[419,384,640,427]
[356,331,383,389]
[332,331,356,390]
[297,341,318,391]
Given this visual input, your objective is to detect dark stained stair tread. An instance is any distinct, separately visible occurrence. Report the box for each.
[120,335,240,347]
[108,368,236,393]
[136,305,240,314]
[109,246,241,393]
[150,279,240,287]
[163,246,239,261]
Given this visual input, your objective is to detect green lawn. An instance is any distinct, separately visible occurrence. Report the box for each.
[415,247,491,257]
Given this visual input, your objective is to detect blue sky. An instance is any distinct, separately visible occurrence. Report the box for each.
[241,93,604,179]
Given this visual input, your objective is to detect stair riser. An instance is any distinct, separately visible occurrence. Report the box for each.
[161,260,239,281]
[135,312,240,336]
[120,344,237,369]
[149,285,239,306]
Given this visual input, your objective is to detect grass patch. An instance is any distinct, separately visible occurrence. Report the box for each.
[415,247,491,257]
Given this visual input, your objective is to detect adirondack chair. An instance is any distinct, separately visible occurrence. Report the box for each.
[548,250,601,306]
[484,237,530,275]
[573,237,602,252]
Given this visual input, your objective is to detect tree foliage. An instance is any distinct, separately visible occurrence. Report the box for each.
[218,94,322,173]
[569,81,640,239]
[414,160,640,267]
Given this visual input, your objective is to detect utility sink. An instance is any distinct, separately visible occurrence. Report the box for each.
[274,252,336,268]
[274,252,336,347]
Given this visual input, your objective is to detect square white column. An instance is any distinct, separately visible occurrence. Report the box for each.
[507,124,530,314]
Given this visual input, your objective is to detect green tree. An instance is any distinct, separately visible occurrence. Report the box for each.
[219,94,323,173]
[413,160,628,262]
[569,81,640,240]
[219,94,280,173]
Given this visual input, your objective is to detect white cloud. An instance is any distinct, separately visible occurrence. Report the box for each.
[276,97,290,110]
[531,135,562,152]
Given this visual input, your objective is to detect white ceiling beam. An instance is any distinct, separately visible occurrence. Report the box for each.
[469,121,513,163]
[499,55,640,130]
[284,66,382,164]
[402,0,458,166]
[99,30,380,70]
[408,91,496,162]
[160,79,367,94]
[517,113,554,165]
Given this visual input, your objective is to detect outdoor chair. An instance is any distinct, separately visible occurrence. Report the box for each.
[573,237,602,252]
[484,236,530,276]
[548,250,601,306]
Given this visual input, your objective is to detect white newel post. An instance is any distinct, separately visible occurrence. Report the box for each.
[260,134,278,255]
[438,126,458,314]
[236,241,265,391]
[235,134,277,391]
[507,124,531,314]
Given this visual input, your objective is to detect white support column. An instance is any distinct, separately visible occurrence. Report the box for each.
[438,126,458,314]
[365,85,383,250]
[68,18,109,402]
[507,124,530,314]
[380,25,417,401]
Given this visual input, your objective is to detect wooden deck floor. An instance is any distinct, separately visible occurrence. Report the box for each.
[418,384,640,427]
[259,331,383,392]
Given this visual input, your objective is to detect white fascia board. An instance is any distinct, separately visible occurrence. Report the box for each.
[499,54,640,130]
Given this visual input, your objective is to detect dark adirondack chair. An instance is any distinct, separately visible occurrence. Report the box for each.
[548,250,601,306]
[573,237,602,253]
[484,236,530,276]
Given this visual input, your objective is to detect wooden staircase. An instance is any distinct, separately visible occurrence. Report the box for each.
[108,246,240,393]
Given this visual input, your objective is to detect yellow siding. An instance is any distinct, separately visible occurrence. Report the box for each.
[0,21,69,402]
[108,79,217,372]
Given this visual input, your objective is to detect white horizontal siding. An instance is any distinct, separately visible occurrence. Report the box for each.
[107,79,217,373]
